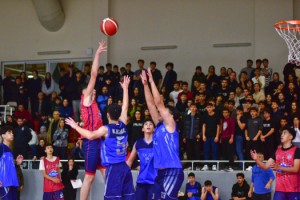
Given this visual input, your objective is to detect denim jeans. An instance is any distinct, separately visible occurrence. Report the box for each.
[72,100,81,122]
[235,135,244,168]
[203,137,219,161]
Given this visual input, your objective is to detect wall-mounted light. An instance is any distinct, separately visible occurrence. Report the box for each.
[37,50,71,55]
[213,43,251,48]
[141,45,177,50]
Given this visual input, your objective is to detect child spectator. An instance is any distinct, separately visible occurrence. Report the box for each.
[61,158,78,200]
[201,180,220,200]
[185,172,202,200]
[39,143,64,199]
[248,152,274,200]
[231,173,250,200]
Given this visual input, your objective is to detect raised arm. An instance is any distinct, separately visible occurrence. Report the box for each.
[250,150,274,170]
[119,76,130,124]
[140,70,161,125]
[65,117,107,140]
[147,68,175,132]
[83,41,107,101]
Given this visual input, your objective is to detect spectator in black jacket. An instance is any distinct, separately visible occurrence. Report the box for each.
[3,69,17,104]
[33,92,51,119]
[14,117,32,159]
[231,173,250,200]
[70,71,86,122]
[182,104,202,169]
[62,158,79,200]
[27,70,42,113]
[162,62,177,96]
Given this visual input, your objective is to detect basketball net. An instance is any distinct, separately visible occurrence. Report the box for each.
[274,20,300,66]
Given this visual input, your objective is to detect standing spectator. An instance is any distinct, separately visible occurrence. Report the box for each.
[39,143,64,199]
[206,65,219,91]
[191,66,206,92]
[178,81,193,101]
[0,126,24,200]
[239,59,254,80]
[3,69,17,104]
[132,59,146,91]
[128,110,143,149]
[184,172,202,200]
[13,117,32,159]
[58,67,68,100]
[176,93,188,115]
[28,128,38,159]
[83,63,91,84]
[228,71,239,92]
[261,58,272,87]
[248,152,274,200]
[28,70,42,113]
[64,64,76,103]
[33,92,51,119]
[266,72,282,95]
[169,81,182,105]
[34,138,46,160]
[112,65,121,86]
[61,158,78,200]
[53,119,69,160]
[71,138,84,160]
[252,83,265,104]
[260,109,275,159]
[71,71,86,122]
[245,107,263,169]
[59,99,73,119]
[95,66,106,95]
[239,71,248,90]
[216,79,230,101]
[42,72,55,102]
[220,108,235,171]
[162,62,177,96]
[202,103,220,171]
[284,82,300,103]
[149,61,163,89]
[200,180,220,200]
[123,63,134,91]
[231,173,250,200]
[252,69,266,91]
[182,104,202,169]
[16,86,29,109]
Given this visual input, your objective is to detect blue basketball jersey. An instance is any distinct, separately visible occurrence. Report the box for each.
[100,121,128,166]
[153,122,182,169]
[135,138,157,184]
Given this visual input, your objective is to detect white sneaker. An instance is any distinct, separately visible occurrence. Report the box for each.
[246,166,252,171]
[201,165,209,171]
[227,167,234,172]
[212,165,217,171]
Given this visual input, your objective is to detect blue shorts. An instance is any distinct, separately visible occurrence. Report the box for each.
[43,189,64,200]
[273,191,300,200]
[105,162,135,200]
[155,168,184,200]
[83,138,101,175]
[0,186,17,200]
[136,183,155,200]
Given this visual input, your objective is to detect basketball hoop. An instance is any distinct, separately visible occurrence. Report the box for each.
[274,20,300,66]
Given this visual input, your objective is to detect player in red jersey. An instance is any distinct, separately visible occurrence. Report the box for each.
[80,40,106,200]
[251,126,300,200]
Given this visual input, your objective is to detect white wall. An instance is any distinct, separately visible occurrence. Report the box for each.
[0,0,294,82]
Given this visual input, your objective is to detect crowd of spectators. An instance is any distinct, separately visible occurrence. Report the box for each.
[0,58,300,171]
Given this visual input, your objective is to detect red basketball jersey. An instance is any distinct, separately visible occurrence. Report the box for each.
[43,157,64,192]
[275,146,300,192]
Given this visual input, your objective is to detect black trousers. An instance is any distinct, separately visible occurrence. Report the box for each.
[221,138,234,167]
[186,139,202,167]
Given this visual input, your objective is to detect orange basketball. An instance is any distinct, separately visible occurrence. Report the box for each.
[100,18,118,36]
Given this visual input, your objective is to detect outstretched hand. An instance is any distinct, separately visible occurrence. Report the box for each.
[16,155,23,166]
[140,70,148,86]
[95,40,107,55]
[65,117,79,129]
[147,68,154,84]
[120,75,130,89]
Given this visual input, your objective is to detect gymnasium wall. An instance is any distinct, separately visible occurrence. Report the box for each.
[0,0,295,82]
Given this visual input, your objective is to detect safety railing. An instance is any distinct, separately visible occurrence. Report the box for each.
[21,159,256,171]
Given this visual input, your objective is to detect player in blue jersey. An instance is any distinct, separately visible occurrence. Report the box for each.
[66,76,135,200]
[127,119,157,200]
[140,68,184,200]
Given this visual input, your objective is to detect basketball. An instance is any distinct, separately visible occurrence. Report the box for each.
[100,18,118,36]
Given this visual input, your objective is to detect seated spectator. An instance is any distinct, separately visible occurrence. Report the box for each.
[252,83,265,104]
[292,115,300,148]
[131,87,145,106]
[96,85,110,114]
[191,66,206,93]
[41,72,55,102]
[46,110,61,144]
[14,104,33,128]
[61,158,79,200]
[248,152,274,200]
[128,110,143,149]
[16,86,28,109]
[128,98,141,118]
[49,91,60,113]
[251,69,265,91]
[178,81,193,101]
[34,138,46,160]
[59,99,73,119]
[33,92,51,119]
[231,173,250,200]
[71,138,84,160]
[5,115,16,127]
[53,118,69,160]
[200,180,220,200]
[185,172,202,200]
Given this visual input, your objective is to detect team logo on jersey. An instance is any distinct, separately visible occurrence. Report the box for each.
[116,136,125,141]
[48,170,59,177]
[287,154,292,160]
[142,153,153,162]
